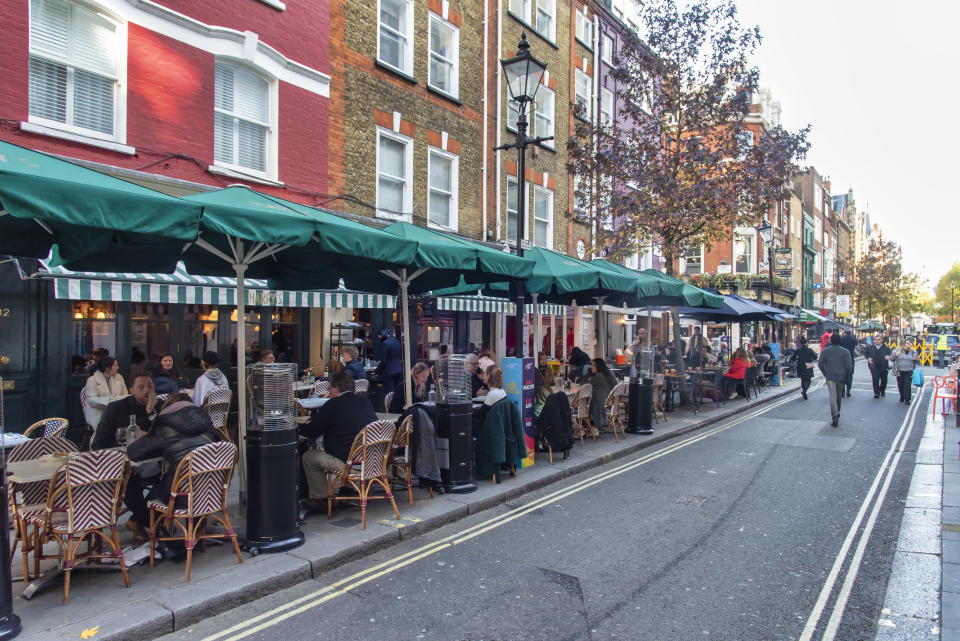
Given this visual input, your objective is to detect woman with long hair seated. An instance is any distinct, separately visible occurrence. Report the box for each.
[388,362,431,413]
[724,348,749,399]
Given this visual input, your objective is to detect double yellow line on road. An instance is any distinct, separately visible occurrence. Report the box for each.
[204,384,819,641]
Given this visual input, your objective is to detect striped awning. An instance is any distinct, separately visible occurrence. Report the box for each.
[435,296,565,316]
[44,262,395,309]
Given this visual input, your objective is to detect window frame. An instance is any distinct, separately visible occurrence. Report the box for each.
[375,127,414,221]
[574,68,592,122]
[428,14,459,99]
[575,6,592,48]
[601,33,614,66]
[534,0,556,42]
[212,59,278,181]
[27,0,128,145]
[377,0,414,76]
[532,184,554,250]
[683,246,704,276]
[533,86,555,142]
[733,227,756,275]
[506,176,520,245]
[600,86,614,126]
[427,146,459,232]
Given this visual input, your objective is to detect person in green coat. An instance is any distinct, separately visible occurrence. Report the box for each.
[475,366,529,483]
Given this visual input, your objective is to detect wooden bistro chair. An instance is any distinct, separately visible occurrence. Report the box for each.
[202,388,233,443]
[603,382,627,442]
[8,436,78,581]
[23,418,69,439]
[327,420,400,530]
[79,388,94,450]
[569,383,594,445]
[28,449,131,604]
[388,415,433,507]
[354,379,370,396]
[147,441,243,582]
[313,380,330,398]
[384,392,394,413]
[652,374,667,424]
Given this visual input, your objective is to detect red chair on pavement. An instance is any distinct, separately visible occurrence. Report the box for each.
[933,375,957,421]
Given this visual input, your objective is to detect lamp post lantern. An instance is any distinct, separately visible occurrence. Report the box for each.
[837,271,846,321]
[498,33,550,358]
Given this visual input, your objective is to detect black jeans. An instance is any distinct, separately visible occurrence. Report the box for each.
[124,476,149,525]
[897,371,913,402]
[845,359,855,395]
[869,365,888,396]
[799,371,812,393]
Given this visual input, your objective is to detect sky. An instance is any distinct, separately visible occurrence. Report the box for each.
[733,0,960,290]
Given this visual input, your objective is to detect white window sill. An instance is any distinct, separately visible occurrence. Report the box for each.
[208,165,284,187]
[375,209,412,222]
[20,121,135,155]
[257,0,285,9]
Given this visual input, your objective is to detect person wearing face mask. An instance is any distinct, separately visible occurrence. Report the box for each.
[83,356,129,429]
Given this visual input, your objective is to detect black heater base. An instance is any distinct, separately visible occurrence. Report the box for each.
[240,530,305,557]
[625,378,654,435]
[443,479,478,494]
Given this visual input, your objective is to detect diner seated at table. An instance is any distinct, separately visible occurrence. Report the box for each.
[568,346,592,379]
[537,352,550,377]
[299,372,377,511]
[259,349,276,364]
[475,367,529,483]
[466,354,489,398]
[688,344,717,369]
[126,393,219,541]
[477,347,495,371]
[724,348,749,399]
[342,345,366,381]
[193,351,229,406]
[92,373,159,450]
[586,358,617,434]
[83,356,129,429]
[388,362,431,413]
[160,353,190,389]
[146,361,179,395]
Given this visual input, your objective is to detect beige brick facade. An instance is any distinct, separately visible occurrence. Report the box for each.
[330,0,486,239]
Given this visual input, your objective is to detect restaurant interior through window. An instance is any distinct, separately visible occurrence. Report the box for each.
[70,301,304,377]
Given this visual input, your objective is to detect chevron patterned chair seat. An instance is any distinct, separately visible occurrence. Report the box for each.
[570,383,594,445]
[313,380,330,397]
[354,379,370,395]
[387,415,432,507]
[327,419,400,530]
[27,449,131,604]
[147,441,242,582]
[8,436,78,581]
[23,417,69,439]
[603,382,627,442]
[202,388,232,443]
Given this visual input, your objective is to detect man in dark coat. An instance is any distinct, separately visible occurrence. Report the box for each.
[378,331,404,396]
[840,329,859,397]
[818,333,853,427]
[342,345,366,381]
[93,374,159,450]
[863,334,892,398]
[125,392,216,542]
[299,372,376,509]
[793,336,817,400]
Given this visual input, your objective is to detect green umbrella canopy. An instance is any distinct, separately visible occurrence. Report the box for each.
[433,247,639,306]
[60,186,420,286]
[0,139,201,260]
[333,221,535,295]
[638,269,725,308]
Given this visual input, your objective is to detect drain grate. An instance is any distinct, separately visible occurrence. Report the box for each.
[675,495,709,507]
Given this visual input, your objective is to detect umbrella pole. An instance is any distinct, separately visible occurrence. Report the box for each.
[401,270,413,408]
[234,262,248,507]
[595,297,606,360]
[646,306,652,350]
[531,293,539,359]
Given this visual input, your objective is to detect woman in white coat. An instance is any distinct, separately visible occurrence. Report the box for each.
[83,356,129,428]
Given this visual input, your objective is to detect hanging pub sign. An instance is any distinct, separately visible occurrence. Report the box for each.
[774,248,793,276]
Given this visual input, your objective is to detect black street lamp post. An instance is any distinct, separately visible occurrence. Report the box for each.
[497,33,551,358]
[758,220,774,341]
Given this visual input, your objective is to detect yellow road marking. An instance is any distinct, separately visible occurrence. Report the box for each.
[204,384,815,641]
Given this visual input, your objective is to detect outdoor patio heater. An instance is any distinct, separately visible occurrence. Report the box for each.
[435,354,478,493]
[243,363,304,554]
[626,348,655,435]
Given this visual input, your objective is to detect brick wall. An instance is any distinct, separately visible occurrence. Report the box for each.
[331,0,485,238]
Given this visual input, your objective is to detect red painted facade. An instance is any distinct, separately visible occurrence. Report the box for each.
[0,0,329,201]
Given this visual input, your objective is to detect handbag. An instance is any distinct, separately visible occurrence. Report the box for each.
[913,367,924,387]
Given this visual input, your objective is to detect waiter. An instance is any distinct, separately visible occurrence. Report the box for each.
[937,333,949,368]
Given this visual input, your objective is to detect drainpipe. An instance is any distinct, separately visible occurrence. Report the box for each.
[495,0,503,243]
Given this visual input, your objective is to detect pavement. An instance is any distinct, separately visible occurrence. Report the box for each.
[9,375,803,641]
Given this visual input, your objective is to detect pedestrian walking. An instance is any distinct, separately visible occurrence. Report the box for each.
[937,333,949,368]
[891,343,918,403]
[794,336,817,400]
[863,335,891,398]
[376,330,404,396]
[820,328,833,352]
[818,333,853,427]
[840,329,858,397]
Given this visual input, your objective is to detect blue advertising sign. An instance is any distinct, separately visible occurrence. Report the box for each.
[502,357,535,467]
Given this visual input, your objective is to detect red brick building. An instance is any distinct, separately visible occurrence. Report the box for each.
[0,0,330,197]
